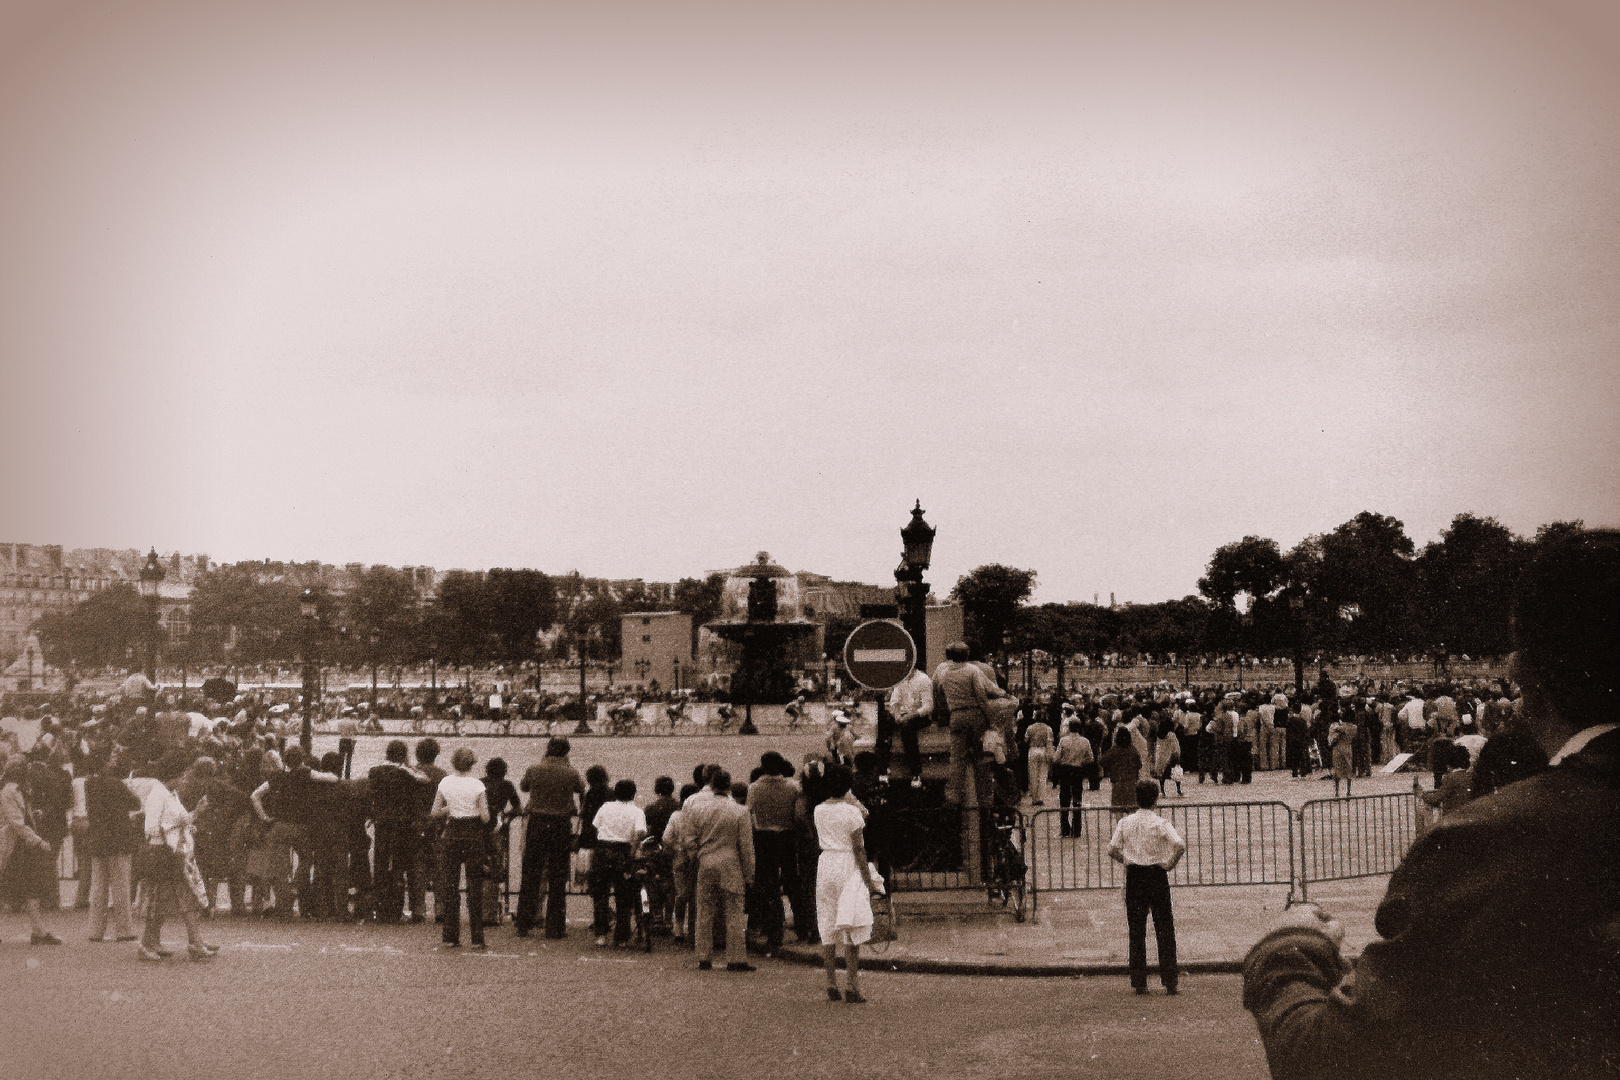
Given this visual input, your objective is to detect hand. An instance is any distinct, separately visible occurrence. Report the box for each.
[1262,904,1345,949]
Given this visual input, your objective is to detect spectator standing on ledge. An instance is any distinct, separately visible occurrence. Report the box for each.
[1108,779,1184,995]
[1242,528,1620,1080]
[879,664,934,784]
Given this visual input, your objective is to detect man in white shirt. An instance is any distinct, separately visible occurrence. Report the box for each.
[1108,780,1186,995]
[878,666,934,785]
[590,779,647,947]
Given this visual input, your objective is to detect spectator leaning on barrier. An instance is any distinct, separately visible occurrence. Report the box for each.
[368,740,426,924]
[1242,528,1620,1080]
[513,737,584,940]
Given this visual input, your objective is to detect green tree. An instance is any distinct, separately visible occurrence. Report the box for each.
[343,566,423,678]
[1199,536,1285,655]
[34,583,158,670]
[431,571,496,667]
[673,572,727,657]
[485,569,557,662]
[188,565,301,665]
[1416,514,1522,658]
[950,564,1037,669]
[1316,512,1418,655]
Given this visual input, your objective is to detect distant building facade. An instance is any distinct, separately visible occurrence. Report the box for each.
[619,611,694,691]
[0,543,209,666]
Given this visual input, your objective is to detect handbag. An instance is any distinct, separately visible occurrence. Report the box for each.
[867,893,899,947]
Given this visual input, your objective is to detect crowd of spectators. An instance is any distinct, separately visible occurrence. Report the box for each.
[0,688,894,965]
[0,635,1550,964]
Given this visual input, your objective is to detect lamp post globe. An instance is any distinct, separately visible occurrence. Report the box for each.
[895,502,935,679]
[900,499,936,574]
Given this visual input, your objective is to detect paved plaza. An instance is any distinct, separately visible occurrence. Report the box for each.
[1,909,1275,1080]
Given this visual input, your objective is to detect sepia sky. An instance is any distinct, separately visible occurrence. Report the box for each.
[2,0,1617,602]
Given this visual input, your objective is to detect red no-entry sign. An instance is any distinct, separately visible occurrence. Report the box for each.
[842,620,917,690]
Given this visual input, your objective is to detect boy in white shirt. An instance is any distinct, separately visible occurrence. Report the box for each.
[1108,780,1186,995]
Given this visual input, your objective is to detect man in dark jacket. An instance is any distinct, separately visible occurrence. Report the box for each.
[1242,529,1620,1080]
[367,740,426,923]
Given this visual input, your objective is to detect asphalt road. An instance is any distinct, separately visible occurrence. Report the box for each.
[2,917,1272,1080]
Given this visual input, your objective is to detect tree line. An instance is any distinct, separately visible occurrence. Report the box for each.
[33,510,1583,680]
[34,564,729,677]
[949,512,1587,677]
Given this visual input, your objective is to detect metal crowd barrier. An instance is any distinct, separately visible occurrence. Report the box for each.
[870,805,1030,921]
[1026,800,1296,914]
[54,794,1422,918]
[1297,792,1421,903]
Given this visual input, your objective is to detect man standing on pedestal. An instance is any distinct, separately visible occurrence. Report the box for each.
[934,642,1009,806]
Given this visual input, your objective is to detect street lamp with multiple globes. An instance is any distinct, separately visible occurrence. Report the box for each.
[299,588,320,754]
[137,548,166,683]
[894,500,936,673]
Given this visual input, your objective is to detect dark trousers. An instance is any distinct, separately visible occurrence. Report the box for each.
[345,825,374,919]
[873,708,934,777]
[1234,740,1253,784]
[1125,864,1177,990]
[590,842,635,943]
[408,824,437,919]
[373,820,416,921]
[306,835,347,918]
[793,833,819,943]
[752,830,796,951]
[1055,765,1084,836]
[439,820,486,946]
[515,816,573,938]
[1287,737,1309,777]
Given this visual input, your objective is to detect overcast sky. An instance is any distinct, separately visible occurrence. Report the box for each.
[2,0,1617,602]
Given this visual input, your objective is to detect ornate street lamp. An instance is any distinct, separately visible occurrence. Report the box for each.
[138,548,166,683]
[900,500,936,574]
[894,501,935,675]
[673,655,681,693]
[24,645,34,691]
[634,657,650,684]
[299,588,319,754]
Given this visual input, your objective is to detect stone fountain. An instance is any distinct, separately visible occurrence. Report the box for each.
[704,552,821,734]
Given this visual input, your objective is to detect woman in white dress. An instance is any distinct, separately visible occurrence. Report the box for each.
[813,765,881,1004]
